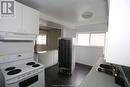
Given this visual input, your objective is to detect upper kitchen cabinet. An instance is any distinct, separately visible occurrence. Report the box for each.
[0,2,22,33]
[105,0,130,66]
[22,4,39,34]
[0,1,39,35]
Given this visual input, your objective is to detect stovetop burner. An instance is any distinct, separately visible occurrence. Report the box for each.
[7,69,22,75]
[32,64,40,67]
[5,67,16,71]
[26,62,35,65]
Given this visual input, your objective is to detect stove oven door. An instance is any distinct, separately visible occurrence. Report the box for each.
[19,75,39,87]
[6,71,44,87]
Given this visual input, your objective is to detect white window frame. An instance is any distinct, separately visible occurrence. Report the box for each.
[36,34,47,45]
[76,32,106,47]
[77,33,90,46]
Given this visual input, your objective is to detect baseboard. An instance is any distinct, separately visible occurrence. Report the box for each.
[75,62,92,69]
[45,63,93,70]
[45,63,58,69]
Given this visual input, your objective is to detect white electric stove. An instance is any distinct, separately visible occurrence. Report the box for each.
[0,53,45,87]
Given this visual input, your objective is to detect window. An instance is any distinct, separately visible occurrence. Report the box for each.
[77,34,90,46]
[76,33,105,46]
[90,34,105,46]
[36,34,47,45]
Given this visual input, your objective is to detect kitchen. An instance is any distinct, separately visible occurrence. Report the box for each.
[0,0,130,87]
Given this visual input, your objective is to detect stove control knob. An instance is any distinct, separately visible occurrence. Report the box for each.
[32,70,35,73]
[17,77,20,79]
[22,74,25,77]
[31,71,34,74]
[17,76,21,79]
[27,72,31,75]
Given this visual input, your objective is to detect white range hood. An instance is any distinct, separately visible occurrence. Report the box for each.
[0,32,36,41]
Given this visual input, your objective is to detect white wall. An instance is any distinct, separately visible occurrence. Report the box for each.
[76,23,108,32]
[62,23,107,66]
[76,46,103,66]
[62,23,108,38]
[62,26,76,38]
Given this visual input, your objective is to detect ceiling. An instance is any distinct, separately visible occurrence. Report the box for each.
[16,0,108,27]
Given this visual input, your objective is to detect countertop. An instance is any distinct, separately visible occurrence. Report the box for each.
[79,58,121,87]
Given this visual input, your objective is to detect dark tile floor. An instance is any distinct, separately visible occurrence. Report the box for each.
[45,63,92,87]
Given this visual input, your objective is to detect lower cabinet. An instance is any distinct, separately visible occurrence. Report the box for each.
[38,50,58,68]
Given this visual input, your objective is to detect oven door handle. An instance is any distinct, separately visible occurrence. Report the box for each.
[19,75,38,87]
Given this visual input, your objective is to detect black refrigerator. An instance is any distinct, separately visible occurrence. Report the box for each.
[58,38,75,75]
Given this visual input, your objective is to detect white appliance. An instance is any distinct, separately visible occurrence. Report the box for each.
[0,42,45,87]
[0,53,45,87]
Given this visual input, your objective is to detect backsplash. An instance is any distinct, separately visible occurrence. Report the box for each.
[0,42,34,55]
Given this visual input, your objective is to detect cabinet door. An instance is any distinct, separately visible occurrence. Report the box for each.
[22,5,39,34]
[105,0,130,66]
[0,2,22,33]
[53,50,58,65]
